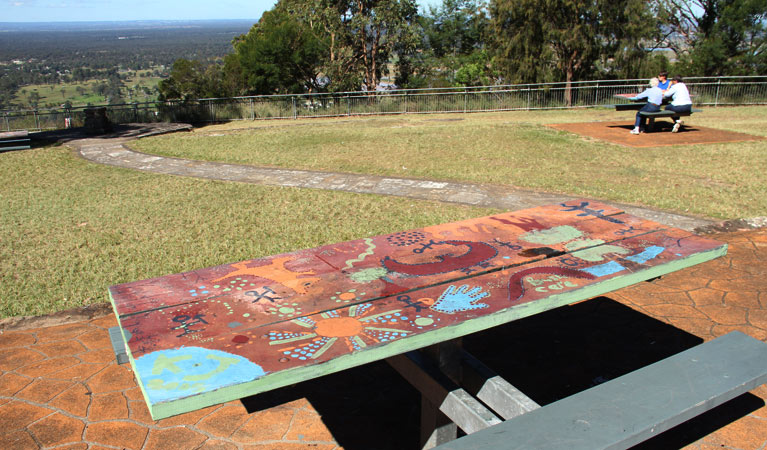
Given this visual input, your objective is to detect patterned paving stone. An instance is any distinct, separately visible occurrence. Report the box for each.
[52,361,110,381]
[127,399,155,424]
[0,429,38,449]
[0,331,36,348]
[144,427,208,450]
[284,408,336,442]
[27,412,85,447]
[0,347,46,371]
[89,391,130,420]
[55,444,88,450]
[688,288,726,306]
[34,339,87,357]
[0,372,34,396]
[156,403,219,427]
[702,415,767,449]
[196,404,253,438]
[15,356,80,377]
[197,440,240,450]
[85,421,149,449]
[86,364,138,393]
[16,378,74,403]
[0,401,53,432]
[79,348,119,364]
[230,408,295,443]
[698,304,749,325]
[35,323,92,343]
[48,382,92,417]
[77,328,113,351]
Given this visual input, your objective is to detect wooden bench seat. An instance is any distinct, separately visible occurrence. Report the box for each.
[0,130,31,151]
[435,331,767,450]
[639,108,702,118]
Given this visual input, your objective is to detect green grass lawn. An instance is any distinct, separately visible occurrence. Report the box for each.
[0,145,494,318]
[131,106,767,220]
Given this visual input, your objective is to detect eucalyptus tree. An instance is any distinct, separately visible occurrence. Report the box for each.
[490,0,656,103]
[655,0,766,75]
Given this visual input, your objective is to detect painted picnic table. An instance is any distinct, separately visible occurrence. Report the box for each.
[109,200,727,420]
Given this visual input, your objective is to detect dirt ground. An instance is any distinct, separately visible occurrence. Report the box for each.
[547,120,765,148]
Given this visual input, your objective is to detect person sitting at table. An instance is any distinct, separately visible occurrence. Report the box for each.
[630,77,663,135]
[663,75,693,133]
[657,71,670,91]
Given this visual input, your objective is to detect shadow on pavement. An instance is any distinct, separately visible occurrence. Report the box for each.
[242,296,762,449]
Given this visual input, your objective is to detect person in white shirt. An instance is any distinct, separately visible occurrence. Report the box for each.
[663,76,693,133]
[630,77,664,135]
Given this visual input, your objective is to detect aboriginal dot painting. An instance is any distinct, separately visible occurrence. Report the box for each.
[109,200,727,420]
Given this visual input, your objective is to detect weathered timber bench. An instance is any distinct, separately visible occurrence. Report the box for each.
[435,331,767,450]
[639,108,703,131]
[0,130,31,151]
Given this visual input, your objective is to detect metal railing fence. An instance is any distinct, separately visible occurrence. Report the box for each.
[3,76,766,132]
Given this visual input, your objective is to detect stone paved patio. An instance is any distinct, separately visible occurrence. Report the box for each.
[1,228,765,449]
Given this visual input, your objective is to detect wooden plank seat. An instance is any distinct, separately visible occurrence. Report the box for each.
[0,130,31,151]
[435,331,767,450]
[108,200,727,421]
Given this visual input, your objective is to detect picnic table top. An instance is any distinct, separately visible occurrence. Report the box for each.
[109,200,726,420]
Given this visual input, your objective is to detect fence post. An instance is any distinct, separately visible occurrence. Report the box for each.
[292,96,297,119]
[464,88,468,113]
[250,98,255,120]
[594,82,599,106]
[346,95,351,116]
[527,87,531,110]
[4,112,9,131]
[715,78,721,107]
[34,110,40,130]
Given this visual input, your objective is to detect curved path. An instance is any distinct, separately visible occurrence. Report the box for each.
[63,123,719,231]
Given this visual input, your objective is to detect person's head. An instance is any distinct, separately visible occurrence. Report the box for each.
[672,75,683,84]
[658,71,668,81]
[649,77,659,88]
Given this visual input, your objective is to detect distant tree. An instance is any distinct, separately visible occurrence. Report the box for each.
[158,59,211,100]
[655,0,767,75]
[232,9,327,94]
[348,0,421,90]
[416,0,493,87]
[276,0,421,91]
[424,0,488,58]
[490,0,655,103]
[27,91,41,108]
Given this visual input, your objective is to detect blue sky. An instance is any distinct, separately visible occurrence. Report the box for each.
[2,0,441,22]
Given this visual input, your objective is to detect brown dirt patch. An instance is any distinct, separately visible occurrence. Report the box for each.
[547,120,765,148]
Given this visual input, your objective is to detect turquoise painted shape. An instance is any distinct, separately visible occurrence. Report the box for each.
[581,261,626,277]
[135,347,266,404]
[626,246,665,264]
[432,284,490,313]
